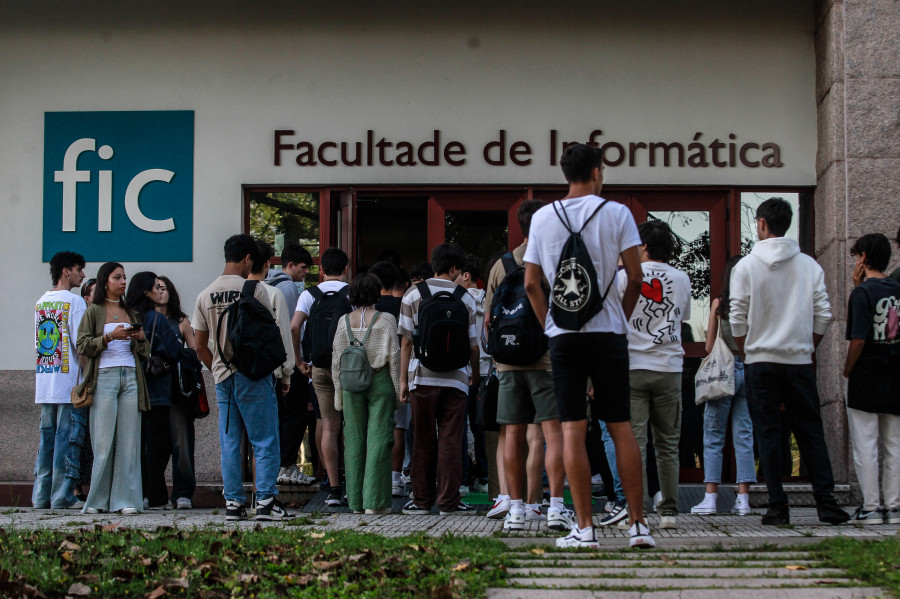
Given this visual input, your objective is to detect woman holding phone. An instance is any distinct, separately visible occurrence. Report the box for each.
[76,262,150,514]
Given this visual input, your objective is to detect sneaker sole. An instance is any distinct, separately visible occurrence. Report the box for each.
[503,523,525,531]
[598,511,628,526]
[439,511,477,516]
[325,500,344,506]
[547,519,572,531]
[402,509,432,515]
[691,508,717,515]
[854,518,884,524]
[486,510,509,520]
[630,535,656,549]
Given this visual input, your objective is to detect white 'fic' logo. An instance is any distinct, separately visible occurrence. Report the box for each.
[54,138,176,233]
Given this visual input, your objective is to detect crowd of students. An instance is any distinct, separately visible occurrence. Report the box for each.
[32,143,900,549]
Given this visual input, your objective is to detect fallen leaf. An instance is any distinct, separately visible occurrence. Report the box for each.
[130,546,143,554]
[140,558,153,567]
[529,548,545,555]
[785,565,808,571]
[157,551,169,564]
[67,583,91,596]
[109,569,135,582]
[324,538,334,544]
[140,532,157,541]
[147,586,168,599]
[59,540,81,551]
[161,577,189,590]
[23,584,46,599]
[313,560,342,572]
[660,555,678,566]
[238,573,259,584]
[100,523,121,532]
[207,541,223,555]
[76,575,99,584]
[452,559,472,572]
[309,532,325,539]
[61,551,75,563]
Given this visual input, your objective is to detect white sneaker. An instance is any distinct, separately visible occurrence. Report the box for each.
[659,515,677,529]
[547,507,575,531]
[472,480,489,494]
[590,473,603,486]
[277,466,292,485]
[652,491,663,513]
[392,483,407,498]
[287,465,304,485]
[84,507,99,514]
[629,521,656,549]
[296,472,317,486]
[458,485,470,497]
[525,505,546,521]
[175,497,192,510]
[503,511,525,531]
[691,493,718,515]
[486,497,511,519]
[120,507,139,515]
[732,493,751,516]
[556,526,599,549]
[400,472,411,485]
[617,518,630,529]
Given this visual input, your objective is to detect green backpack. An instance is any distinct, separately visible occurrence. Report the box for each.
[338,312,382,393]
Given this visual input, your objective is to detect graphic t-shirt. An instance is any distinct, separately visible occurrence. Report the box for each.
[846,277,900,414]
[35,289,87,403]
[617,262,692,372]
[523,195,641,337]
[192,275,275,384]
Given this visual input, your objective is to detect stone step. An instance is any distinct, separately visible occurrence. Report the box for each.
[487,588,883,599]
[507,551,818,561]
[511,560,823,568]
[505,577,857,589]
[507,567,845,578]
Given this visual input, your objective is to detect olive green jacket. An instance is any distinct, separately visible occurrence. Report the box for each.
[75,303,151,412]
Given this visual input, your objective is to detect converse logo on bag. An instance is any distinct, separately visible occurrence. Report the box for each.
[553,259,592,312]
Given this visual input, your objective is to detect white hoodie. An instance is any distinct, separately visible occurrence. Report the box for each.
[729,237,832,365]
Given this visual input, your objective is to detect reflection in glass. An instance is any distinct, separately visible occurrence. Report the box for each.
[249,191,320,288]
[740,192,800,254]
[445,210,508,282]
[647,210,710,342]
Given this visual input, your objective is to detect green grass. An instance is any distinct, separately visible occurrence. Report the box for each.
[0,526,510,597]
[815,537,900,597]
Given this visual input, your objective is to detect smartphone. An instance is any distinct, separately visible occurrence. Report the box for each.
[129,324,142,331]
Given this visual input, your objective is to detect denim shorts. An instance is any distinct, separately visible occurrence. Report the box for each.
[548,332,630,423]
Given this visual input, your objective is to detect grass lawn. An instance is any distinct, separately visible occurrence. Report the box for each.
[815,536,900,597]
[0,524,510,598]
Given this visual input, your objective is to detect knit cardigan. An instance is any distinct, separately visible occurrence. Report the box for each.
[331,311,401,411]
[75,302,151,412]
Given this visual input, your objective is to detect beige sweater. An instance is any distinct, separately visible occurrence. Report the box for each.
[331,311,401,410]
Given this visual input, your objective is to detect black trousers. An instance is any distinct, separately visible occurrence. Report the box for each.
[745,362,836,508]
[276,370,312,468]
[141,406,171,507]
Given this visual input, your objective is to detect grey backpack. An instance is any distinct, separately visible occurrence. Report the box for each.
[338,312,382,393]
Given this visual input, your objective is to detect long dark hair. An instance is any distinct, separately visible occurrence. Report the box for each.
[158,276,187,321]
[716,256,743,320]
[92,262,126,308]
[125,271,159,315]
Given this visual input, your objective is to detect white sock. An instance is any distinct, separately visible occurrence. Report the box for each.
[392,471,401,485]
[577,525,595,538]
[550,497,565,511]
[705,492,717,500]
[497,494,510,501]
[736,492,748,500]
[510,499,525,514]
[526,503,541,512]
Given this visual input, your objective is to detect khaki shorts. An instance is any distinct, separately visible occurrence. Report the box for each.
[496,370,558,425]
[312,366,339,420]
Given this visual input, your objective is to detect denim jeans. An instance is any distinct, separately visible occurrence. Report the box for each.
[169,400,196,501]
[84,367,143,513]
[598,421,625,503]
[33,403,85,508]
[701,359,757,485]
[745,362,837,508]
[216,372,280,503]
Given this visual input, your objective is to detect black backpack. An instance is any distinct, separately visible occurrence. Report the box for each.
[304,285,352,368]
[487,253,548,365]
[412,281,471,372]
[550,199,616,331]
[216,280,287,381]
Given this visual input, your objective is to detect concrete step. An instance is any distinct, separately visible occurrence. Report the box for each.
[510,560,824,569]
[507,551,819,561]
[508,567,845,578]
[488,589,883,599]
[504,577,858,589]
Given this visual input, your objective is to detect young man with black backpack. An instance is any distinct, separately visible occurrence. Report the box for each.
[524,143,654,549]
[192,234,294,522]
[290,248,351,506]
[485,199,574,533]
[399,243,480,516]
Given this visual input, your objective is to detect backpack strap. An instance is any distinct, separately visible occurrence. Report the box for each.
[578,199,609,234]
[309,285,324,301]
[416,280,432,301]
[599,266,619,303]
[452,285,467,301]
[500,252,518,276]
[344,314,360,345]
[241,279,258,297]
[360,312,381,345]
[552,200,575,233]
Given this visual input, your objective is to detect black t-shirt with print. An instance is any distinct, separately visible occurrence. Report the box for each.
[846,277,900,414]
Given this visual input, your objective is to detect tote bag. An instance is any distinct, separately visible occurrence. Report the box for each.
[694,328,735,404]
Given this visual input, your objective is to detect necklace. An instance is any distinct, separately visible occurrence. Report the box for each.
[106,299,121,320]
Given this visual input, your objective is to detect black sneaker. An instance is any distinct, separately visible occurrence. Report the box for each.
[817,501,850,525]
[402,500,432,515]
[761,504,789,526]
[325,487,346,507]
[598,502,628,526]
[255,497,296,521]
[439,501,476,516]
[225,500,248,521]
[319,476,330,491]
[851,507,884,524]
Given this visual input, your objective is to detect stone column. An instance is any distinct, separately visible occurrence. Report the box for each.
[814,0,900,486]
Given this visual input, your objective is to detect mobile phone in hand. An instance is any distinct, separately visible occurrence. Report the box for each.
[129,324,142,331]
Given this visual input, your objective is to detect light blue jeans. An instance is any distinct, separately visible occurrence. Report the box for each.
[599,421,625,503]
[84,367,143,513]
[701,359,756,485]
[216,372,280,503]
[33,404,86,508]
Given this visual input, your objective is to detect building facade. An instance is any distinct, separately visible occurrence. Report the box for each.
[0,0,896,488]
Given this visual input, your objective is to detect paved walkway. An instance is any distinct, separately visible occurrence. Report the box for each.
[3,507,896,597]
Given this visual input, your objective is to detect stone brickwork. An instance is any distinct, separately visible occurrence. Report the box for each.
[814,0,900,484]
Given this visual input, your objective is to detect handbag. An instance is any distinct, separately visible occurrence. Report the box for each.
[694,323,735,404]
[146,316,170,377]
[476,367,500,432]
[175,345,210,419]
[71,367,93,409]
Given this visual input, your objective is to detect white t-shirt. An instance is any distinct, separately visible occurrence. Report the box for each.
[295,280,348,316]
[617,261,692,372]
[466,287,492,376]
[523,195,641,338]
[34,289,86,403]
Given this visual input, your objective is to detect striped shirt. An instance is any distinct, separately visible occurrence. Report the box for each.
[398,278,477,394]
